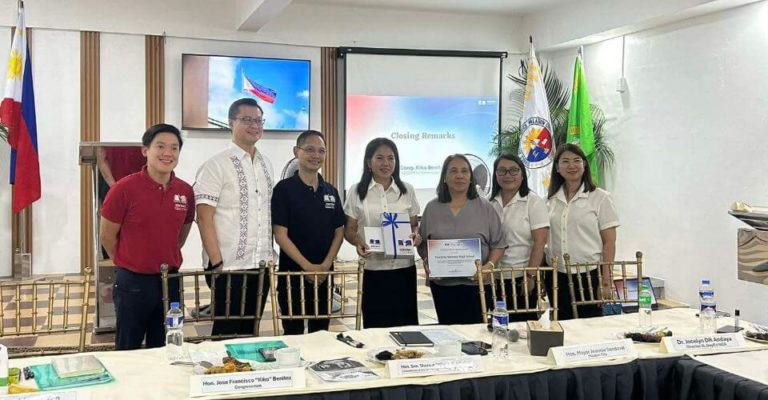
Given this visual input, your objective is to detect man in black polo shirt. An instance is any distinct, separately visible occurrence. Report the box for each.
[272,130,345,335]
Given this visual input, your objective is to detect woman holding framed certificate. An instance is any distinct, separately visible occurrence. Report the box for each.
[490,154,550,322]
[343,138,421,328]
[546,143,619,320]
[418,154,506,325]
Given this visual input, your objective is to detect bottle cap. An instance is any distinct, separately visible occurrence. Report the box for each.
[171,302,180,309]
[496,300,506,308]
[735,309,740,316]
[641,284,649,290]
[701,279,710,284]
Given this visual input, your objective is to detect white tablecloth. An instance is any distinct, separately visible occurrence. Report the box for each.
[7,308,767,399]
[693,349,768,386]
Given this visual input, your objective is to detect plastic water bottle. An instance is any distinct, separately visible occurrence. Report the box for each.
[638,284,653,328]
[698,279,716,312]
[491,300,509,359]
[165,302,185,363]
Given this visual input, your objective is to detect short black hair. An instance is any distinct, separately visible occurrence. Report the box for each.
[142,123,183,149]
[296,130,325,147]
[436,154,479,203]
[228,98,263,121]
[490,153,530,200]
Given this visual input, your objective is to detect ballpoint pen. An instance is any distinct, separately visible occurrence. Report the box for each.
[336,333,364,348]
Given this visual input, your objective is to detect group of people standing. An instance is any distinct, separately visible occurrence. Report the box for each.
[100,97,619,351]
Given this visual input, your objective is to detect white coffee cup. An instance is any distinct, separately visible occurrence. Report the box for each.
[275,347,301,368]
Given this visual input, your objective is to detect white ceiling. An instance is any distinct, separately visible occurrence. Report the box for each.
[292,0,579,16]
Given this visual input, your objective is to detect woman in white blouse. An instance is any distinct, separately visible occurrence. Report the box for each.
[343,138,421,328]
[546,143,619,320]
[490,154,549,322]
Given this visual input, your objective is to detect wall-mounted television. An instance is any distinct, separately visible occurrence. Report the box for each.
[182,54,310,131]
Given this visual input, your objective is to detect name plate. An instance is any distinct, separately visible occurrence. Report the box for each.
[189,368,305,397]
[660,333,745,353]
[388,356,483,378]
[0,392,80,400]
[547,339,636,367]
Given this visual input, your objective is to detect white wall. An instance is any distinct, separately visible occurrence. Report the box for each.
[164,37,322,268]
[30,30,81,275]
[100,33,145,141]
[542,1,768,323]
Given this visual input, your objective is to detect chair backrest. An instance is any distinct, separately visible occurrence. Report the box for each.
[268,259,365,334]
[0,267,92,358]
[475,260,559,323]
[161,262,268,342]
[563,251,643,319]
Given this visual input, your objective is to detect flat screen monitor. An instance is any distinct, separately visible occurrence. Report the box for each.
[614,277,658,311]
[182,53,310,131]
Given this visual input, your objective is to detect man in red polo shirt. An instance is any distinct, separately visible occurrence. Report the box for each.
[100,124,195,350]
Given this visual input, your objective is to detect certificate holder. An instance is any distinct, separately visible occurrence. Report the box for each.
[427,238,481,278]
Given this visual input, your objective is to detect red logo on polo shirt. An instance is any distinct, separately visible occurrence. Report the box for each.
[173,194,188,211]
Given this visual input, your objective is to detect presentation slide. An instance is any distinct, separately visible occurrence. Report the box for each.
[343,53,501,206]
[346,95,498,195]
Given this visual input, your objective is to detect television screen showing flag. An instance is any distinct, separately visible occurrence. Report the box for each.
[243,73,277,104]
[181,54,310,131]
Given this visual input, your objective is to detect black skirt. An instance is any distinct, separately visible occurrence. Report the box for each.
[362,265,419,328]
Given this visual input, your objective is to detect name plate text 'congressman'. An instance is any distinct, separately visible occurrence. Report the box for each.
[190,368,305,397]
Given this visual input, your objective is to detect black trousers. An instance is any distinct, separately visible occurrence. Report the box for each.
[547,269,603,320]
[429,282,491,325]
[209,269,270,337]
[277,274,331,335]
[113,267,179,350]
[362,266,419,328]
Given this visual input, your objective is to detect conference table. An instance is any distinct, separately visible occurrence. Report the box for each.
[8,308,768,399]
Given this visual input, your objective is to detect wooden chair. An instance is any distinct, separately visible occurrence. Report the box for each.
[0,267,93,358]
[476,260,559,323]
[268,259,365,334]
[563,251,643,319]
[161,262,268,342]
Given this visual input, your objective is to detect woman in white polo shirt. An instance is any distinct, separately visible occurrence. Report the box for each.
[344,138,421,328]
[490,154,549,322]
[546,143,619,320]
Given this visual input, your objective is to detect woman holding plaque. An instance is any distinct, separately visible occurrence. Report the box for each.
[490,154,549,322]
[344,138,421,328]
[418,154,506,325]
[546,143,619,320]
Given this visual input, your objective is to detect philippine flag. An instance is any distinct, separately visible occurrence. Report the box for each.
[242,72,277,104]
[0,6,40,213]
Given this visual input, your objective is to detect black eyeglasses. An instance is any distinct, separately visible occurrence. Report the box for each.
[234,117,266,126]
[495,167,522,176]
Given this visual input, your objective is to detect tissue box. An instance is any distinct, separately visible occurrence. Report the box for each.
[526,321,564,356]
[363,227,384,253]
[381,212,414,258]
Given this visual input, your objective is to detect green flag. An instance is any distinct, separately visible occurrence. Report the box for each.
[567,54,598,184]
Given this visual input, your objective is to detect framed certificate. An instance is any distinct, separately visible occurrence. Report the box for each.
[427,239,482,278]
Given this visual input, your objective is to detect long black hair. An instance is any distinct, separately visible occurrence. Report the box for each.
[356,138,408,201]
[436,154,479,203]
[547,143,596,199]
[490,153,530,200]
